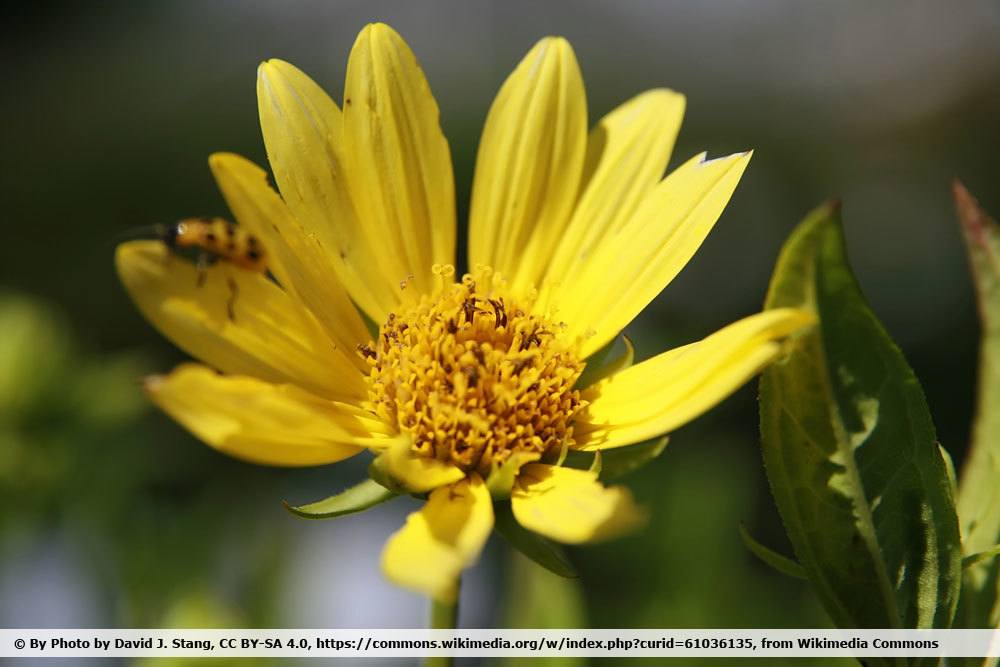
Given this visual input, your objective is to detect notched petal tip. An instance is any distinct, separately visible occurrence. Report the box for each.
[699,149,753,166]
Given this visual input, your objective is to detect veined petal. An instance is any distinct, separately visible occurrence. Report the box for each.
[543,89,686,289]
[511,464,645,544]
[576,308,815,450]
[146,364,393,466]
[558,151,752,358]
[374,438,466,493]
[343,23,456,296]
[116,241,365,401]
[257,59,397,322]
[381,476,493,602]
[208,152,371,370]
[468,37,587,295]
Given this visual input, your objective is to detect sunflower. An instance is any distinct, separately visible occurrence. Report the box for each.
[116,23,812,604]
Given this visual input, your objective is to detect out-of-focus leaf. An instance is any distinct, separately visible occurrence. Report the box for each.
[759,202,962,639]
[575,333,634,389]
[953,182,1000,641]
[134,591,268,667]
[283,479,397,519]
[501,550,586,667]
[0,292,70,417]
[494,502,577,578]
[738,523,807,580]
[563,437,668,481]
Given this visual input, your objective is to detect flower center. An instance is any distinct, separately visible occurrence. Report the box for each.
[361,266,585,477]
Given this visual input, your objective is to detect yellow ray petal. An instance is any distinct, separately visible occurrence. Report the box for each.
[257,59,398,322]
[511,463,645,544]
[542,89,686,289]
[381,476,493,602]
[576,308,815,449]
[467,36,587,295]
[343,23,456,297]
[208,152,371,370]
[115,240,366,401]
[146,364,393,467]
[373,437,466,493]
[557,151,752,358]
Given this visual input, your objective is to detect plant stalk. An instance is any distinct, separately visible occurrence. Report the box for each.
[424,576,459,667]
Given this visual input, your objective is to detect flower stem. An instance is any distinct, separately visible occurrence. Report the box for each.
[425,577,460,667]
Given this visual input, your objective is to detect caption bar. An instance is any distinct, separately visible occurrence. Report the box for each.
[4,629,1000,658]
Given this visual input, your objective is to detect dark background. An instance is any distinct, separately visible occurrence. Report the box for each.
[2,2,999,665]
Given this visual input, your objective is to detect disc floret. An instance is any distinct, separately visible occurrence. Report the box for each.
[362,267,585,478]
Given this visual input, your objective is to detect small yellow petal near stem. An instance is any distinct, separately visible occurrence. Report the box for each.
[381,476,493,603]
[511,463,646,544]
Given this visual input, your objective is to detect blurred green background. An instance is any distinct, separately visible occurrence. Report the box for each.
[2,1,999,665]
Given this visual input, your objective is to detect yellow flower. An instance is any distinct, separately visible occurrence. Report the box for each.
[116,23,813,602]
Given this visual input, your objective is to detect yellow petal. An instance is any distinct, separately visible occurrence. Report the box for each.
[146,364,392,466]
[576,308,816,449]
[374,437,466,493]
[467,37,587,295]
[542,89,686,290]
[343,23,456,297]
[381,475,493,602]
[208,152,371,371]
[558,151,753,358]
[511,464,645,544]
[257,59,396,322]
[115,240,365,401]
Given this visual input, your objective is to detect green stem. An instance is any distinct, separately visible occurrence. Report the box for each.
[424,577,460,667]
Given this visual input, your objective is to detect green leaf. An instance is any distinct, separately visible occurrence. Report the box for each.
[493,502,577,578]
[283,479,397,519]
[952,181,1000,633]
[562,437,668,481]
[759,201,962,633]
[575,333,634,388]
[738,523,807,580]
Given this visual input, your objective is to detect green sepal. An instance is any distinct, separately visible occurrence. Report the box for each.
[486,452,540,500]
[283,478,397,520]
[963,545,1000,571]
[588,450,602,476]
[493,501,577,578]
[359,308,381,341]
[562,437,668,481]
[738,523,807,580]
[575,333,634,389]
[553,437,570,467]
[367,455,407,495]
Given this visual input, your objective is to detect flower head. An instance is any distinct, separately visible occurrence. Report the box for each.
[116,23,812,601]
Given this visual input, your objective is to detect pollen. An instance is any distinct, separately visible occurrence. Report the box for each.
[363,266,585,478]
